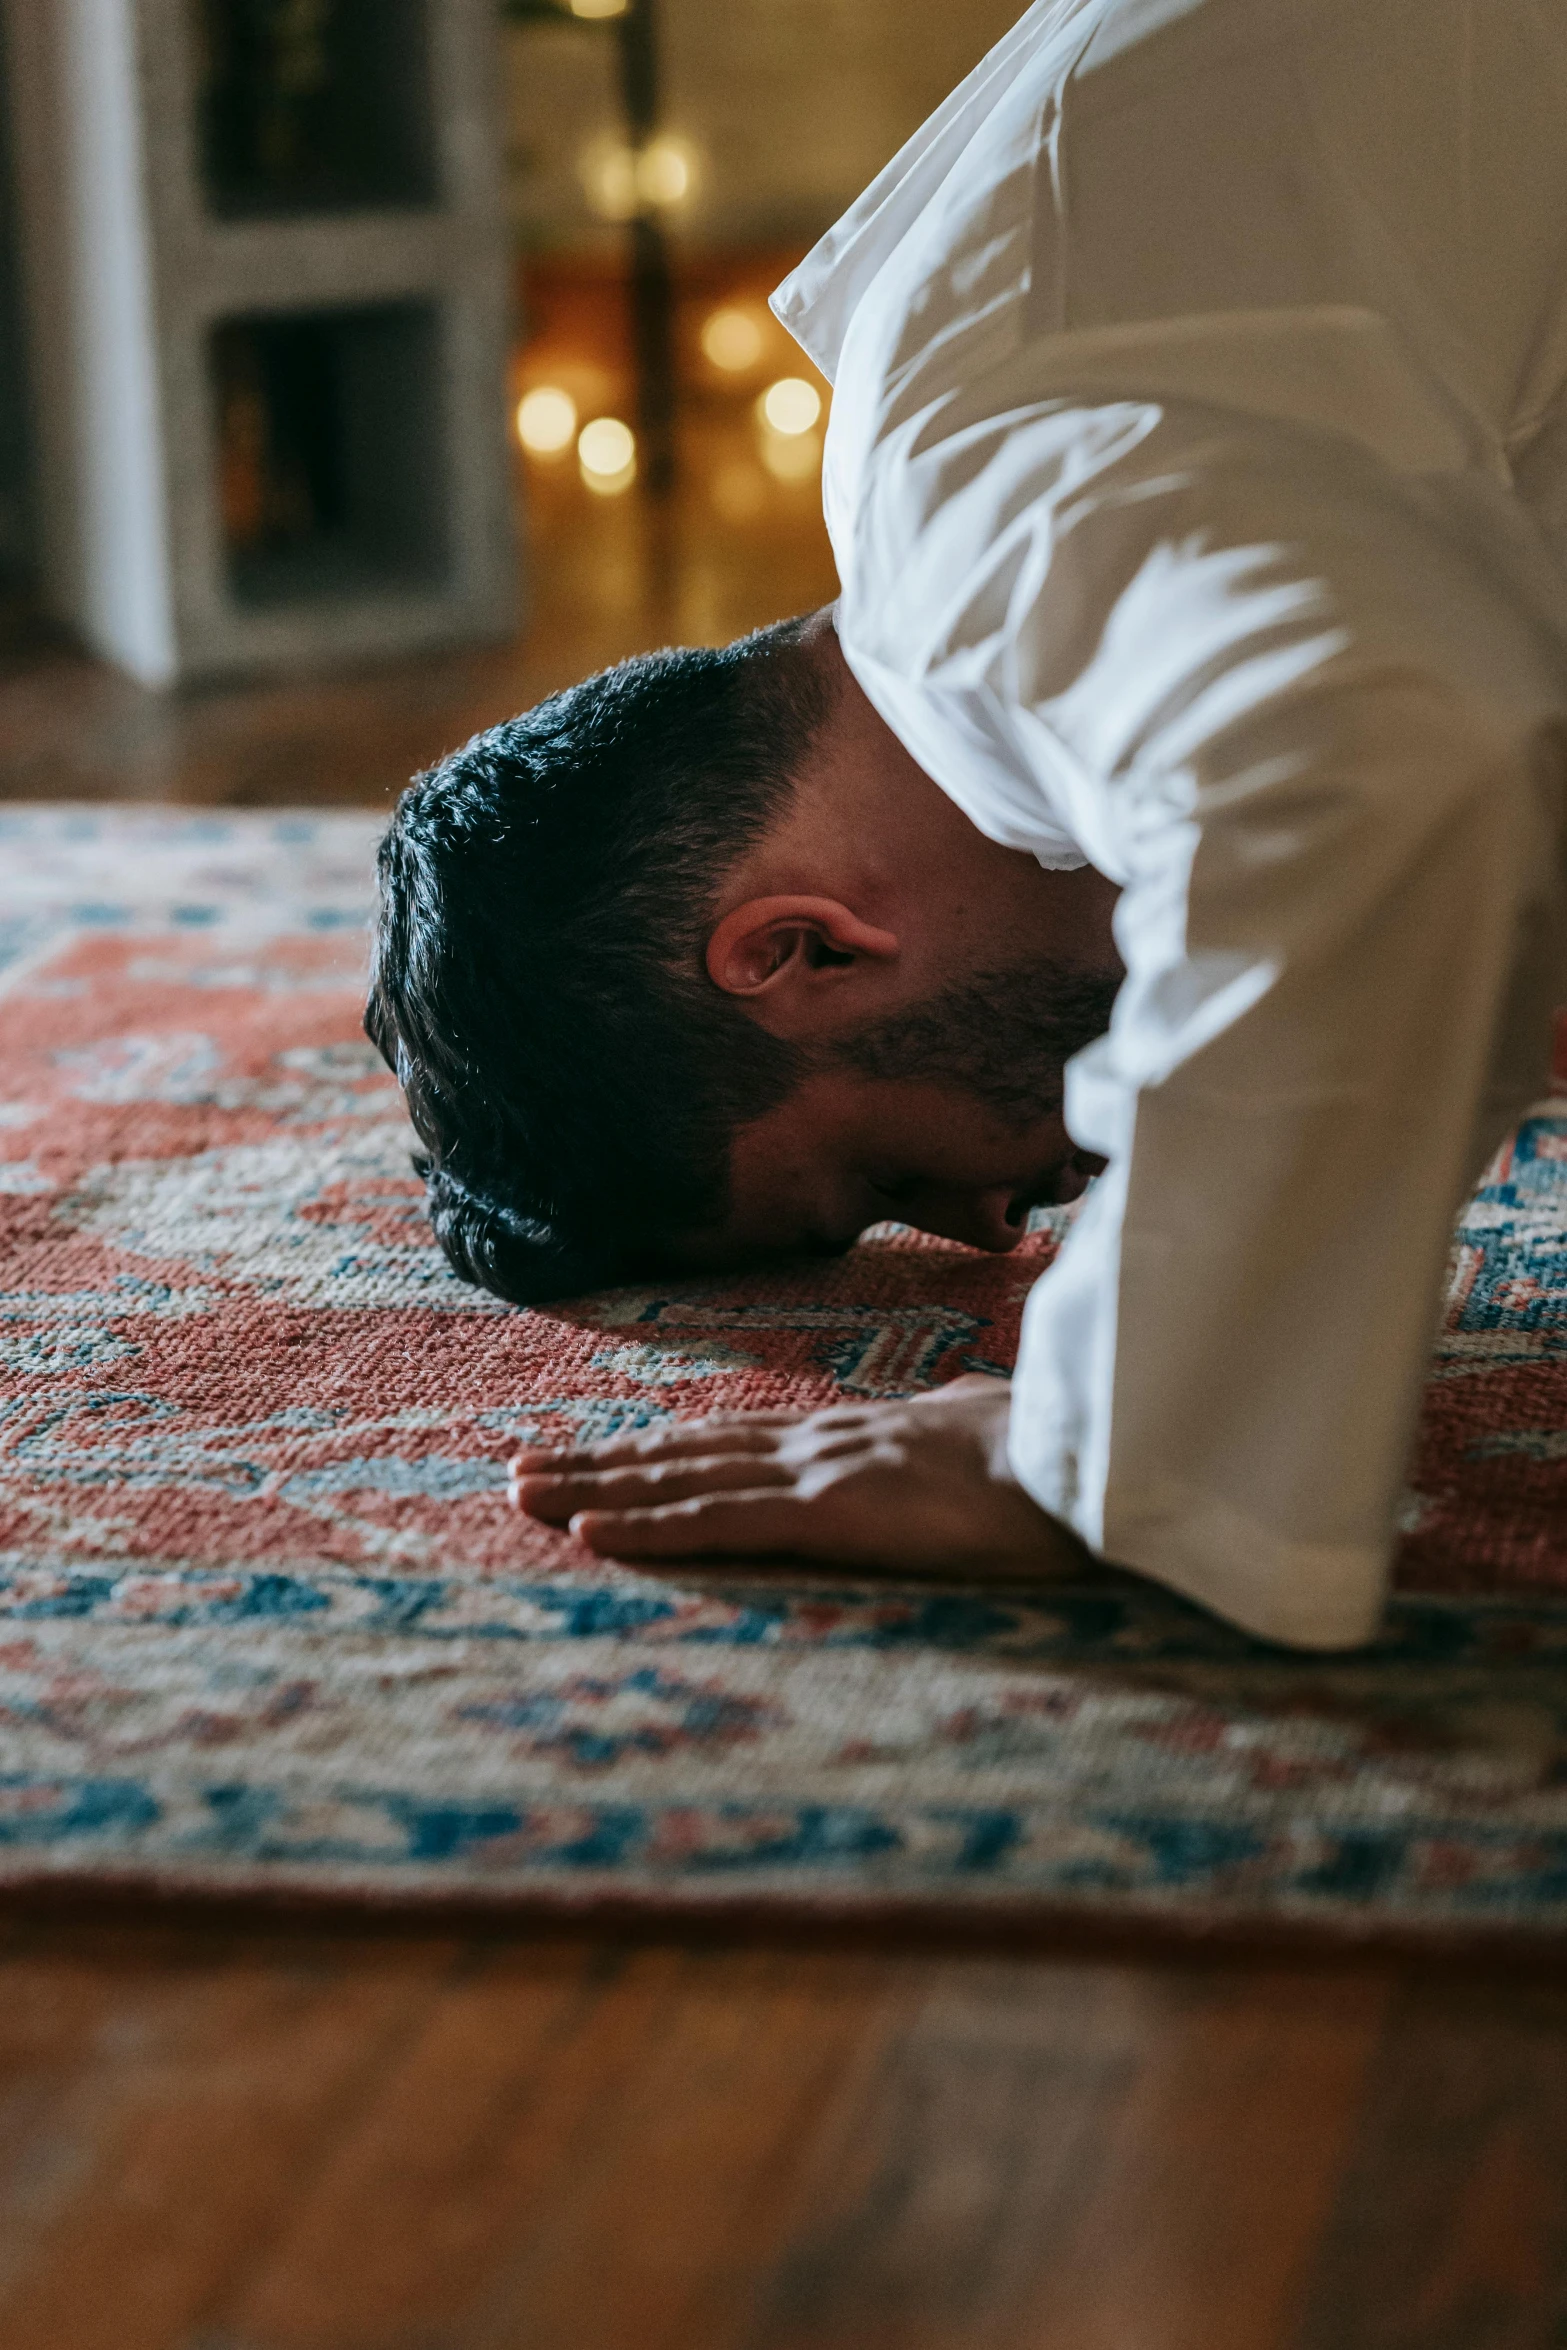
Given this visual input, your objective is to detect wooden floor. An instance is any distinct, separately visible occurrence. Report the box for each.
[3,1913,1567,2350]
[5,332,1567,2346]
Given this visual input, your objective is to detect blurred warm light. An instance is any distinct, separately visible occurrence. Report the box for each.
[759,426,821,482]
[578,416,634,474]
[637,135,694,206]
[579,133,697,220]
[568,0,627,15]
[760,376,822,435]
[580,139,638,220]
[578,415,637,493]
[516,386,578,455]
[702,306,765,372]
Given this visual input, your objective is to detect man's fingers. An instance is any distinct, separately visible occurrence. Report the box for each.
[508,1403,877,1475]
[511,1454,795,1522]
[664,1410,809,1434]
[568,1490,827,1559]
[509,1415,802,1475]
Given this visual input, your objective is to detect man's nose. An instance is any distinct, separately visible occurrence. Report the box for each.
[910,1187,1026,1253]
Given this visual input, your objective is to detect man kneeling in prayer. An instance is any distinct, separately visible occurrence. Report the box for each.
[367,0,1567,1650]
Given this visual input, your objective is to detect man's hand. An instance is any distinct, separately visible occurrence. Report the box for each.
[508,1373,1088,1579]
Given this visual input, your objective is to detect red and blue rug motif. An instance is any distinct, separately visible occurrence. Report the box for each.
[3,806,1567,1944]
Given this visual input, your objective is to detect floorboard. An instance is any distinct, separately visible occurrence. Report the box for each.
[1292,1979,1567,2350]
[0,1924,1442,2350]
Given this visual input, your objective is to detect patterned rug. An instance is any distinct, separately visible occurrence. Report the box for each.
[4,806,1567,1947]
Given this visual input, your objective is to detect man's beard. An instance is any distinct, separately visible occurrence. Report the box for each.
[830,957,1123,1130]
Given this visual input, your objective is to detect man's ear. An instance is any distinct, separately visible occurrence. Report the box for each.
[705,895,899,1016]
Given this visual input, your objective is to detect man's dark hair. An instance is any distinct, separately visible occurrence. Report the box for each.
[366,616,833,1305]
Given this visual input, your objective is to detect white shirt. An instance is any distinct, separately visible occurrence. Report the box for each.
[772,0,1567,1647]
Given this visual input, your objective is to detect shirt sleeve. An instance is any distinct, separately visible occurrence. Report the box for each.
[846,398,1567,1645]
